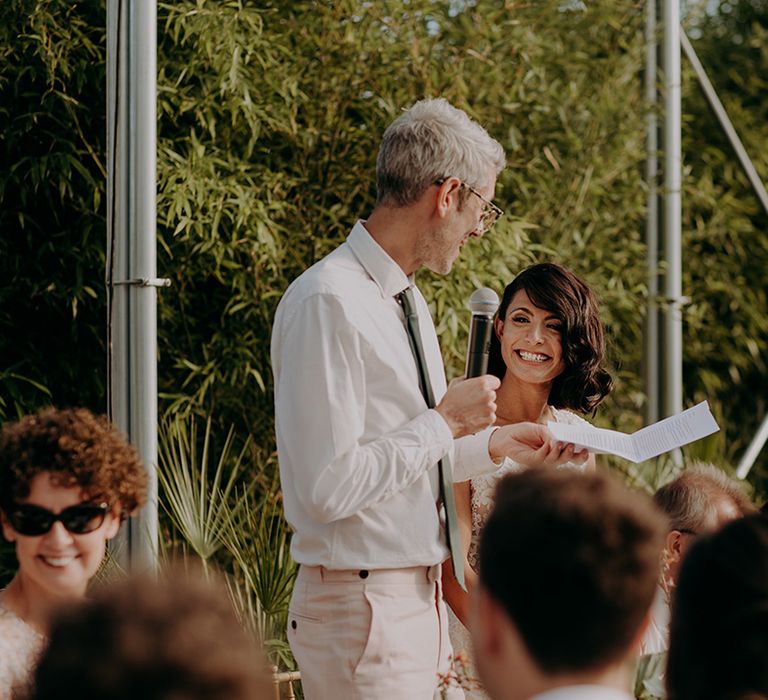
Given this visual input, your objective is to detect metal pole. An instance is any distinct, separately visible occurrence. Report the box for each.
[661,0,683,419]
[680,30,768,217]
[737,414,768,479]
[680,29,768,479]
[644,0,660,426]
[107,0,159,572]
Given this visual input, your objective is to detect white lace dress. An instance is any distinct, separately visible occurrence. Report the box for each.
[0,599,46,700]
[447,408,592,699]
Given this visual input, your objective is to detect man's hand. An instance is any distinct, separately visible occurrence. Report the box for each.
[435,375,500,439]
[489,422,589,468]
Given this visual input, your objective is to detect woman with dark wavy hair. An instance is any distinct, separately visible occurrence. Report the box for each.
[442,263,613,699]
[487,263,613,413]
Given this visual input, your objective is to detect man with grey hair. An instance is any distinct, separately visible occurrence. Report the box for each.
[271,98,585,699]
[639,462,755,655]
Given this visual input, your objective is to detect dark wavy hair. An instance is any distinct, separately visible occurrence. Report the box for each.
[487,263,613,413]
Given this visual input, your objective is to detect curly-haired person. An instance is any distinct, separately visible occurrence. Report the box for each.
[0,407,148,699]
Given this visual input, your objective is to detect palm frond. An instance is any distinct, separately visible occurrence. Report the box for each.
[221,477,297,644]
[157,414,252,563]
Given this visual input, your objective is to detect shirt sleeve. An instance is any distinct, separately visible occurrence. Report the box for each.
[273,292,453,525]
[452,426,500,482]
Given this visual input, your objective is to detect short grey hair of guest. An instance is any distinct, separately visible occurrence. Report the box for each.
[375,97,506,207]
[653,462,756,532]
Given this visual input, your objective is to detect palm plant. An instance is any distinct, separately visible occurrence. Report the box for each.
[221,477,298,668]
[157,414,252,573]
[157,413,297,668]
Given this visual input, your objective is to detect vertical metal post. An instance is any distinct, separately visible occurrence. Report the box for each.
[107,0,159,572]
[644,0,660,426]
[661,0,683,419]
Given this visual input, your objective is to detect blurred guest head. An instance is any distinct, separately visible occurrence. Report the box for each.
[654,462,755,588]
[667,514,768,700]
[473,469,666,700]
[32,566,272,700]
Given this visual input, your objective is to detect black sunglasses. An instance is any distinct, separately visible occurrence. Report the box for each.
[5,502,110,536]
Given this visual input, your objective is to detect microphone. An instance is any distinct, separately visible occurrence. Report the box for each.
[465,288,500,378]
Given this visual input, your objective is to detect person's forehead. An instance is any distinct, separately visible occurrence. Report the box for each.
[506,290,558,318]
[698,497,740,532]
[712,497,741,526]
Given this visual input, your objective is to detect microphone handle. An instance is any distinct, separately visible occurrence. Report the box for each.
[465,315,494,378]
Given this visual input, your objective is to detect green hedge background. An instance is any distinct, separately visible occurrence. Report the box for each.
[1,0,767,494]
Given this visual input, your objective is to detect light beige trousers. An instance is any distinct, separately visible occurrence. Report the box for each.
[287,564,464,700]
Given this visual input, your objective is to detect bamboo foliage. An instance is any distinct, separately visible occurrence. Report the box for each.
[3,0,766,480]
[2,0,768,586]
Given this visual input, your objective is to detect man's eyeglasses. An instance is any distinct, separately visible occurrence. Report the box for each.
[4,502,110,536]
[435,178,504,234]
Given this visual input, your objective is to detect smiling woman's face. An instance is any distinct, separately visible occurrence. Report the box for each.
[1,471,120,599]
[494,289,566,388]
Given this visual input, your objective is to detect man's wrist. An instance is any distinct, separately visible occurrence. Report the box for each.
[430,408,456,449]
[487,426,504,465]
[434,405,459,439]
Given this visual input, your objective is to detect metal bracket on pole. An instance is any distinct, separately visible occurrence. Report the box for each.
[657,295,691,308]
[113,278,172,288]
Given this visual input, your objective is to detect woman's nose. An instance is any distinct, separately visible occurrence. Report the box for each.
[527,324,544,343]
[43,520,75,546]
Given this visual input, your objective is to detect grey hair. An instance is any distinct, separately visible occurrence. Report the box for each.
[653,462,756,532]
[376,97,506,207]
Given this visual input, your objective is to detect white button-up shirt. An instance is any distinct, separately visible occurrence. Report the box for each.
[639,585,670,655]
[271,221,498,569]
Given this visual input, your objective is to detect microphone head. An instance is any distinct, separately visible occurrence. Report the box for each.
[468,287,500,317]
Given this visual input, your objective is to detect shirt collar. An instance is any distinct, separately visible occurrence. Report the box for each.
[347,220,412,298]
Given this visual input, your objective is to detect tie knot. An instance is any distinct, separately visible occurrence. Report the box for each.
[397,286,416,314]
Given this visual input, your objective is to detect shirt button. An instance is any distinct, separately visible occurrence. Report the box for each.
[291,620,297,629]
[359,570,369,579]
